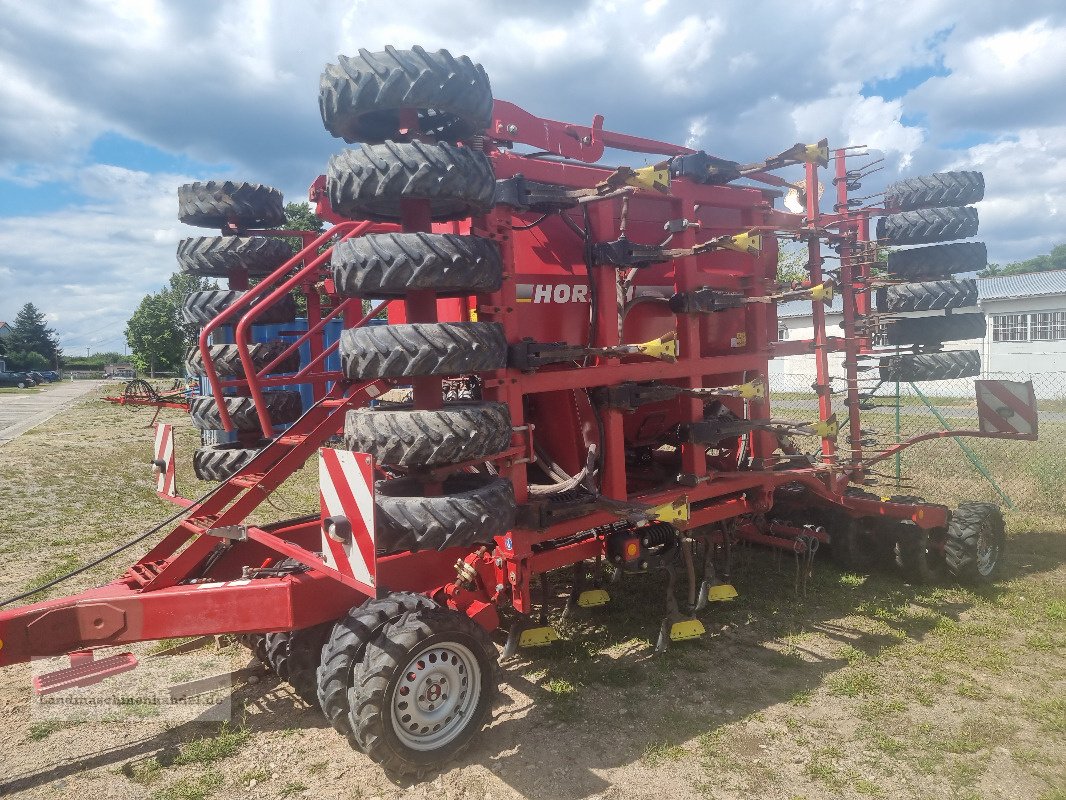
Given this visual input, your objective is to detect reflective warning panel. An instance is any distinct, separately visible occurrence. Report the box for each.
[976,380,1038,437]
[319,448,377,596]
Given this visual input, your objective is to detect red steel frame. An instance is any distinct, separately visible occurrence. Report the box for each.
[0,99,1035,671]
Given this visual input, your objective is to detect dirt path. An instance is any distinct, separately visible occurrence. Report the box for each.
[0,380,103,445]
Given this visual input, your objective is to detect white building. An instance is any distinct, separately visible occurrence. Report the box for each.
[772,269,1066,392]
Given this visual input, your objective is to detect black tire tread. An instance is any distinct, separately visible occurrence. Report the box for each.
[944,502,1006,584]
[886,313,986,347]
[877,279,978,313]
[192,442,265,482]
[264,632,293,680]
[320,46,492,144]
[885,171,984,212]
[327,141,495,222]
[178,181,285,228]
[176,236,293,278]
[375,474,515,554]
[180,289,297,326]
[885,242,987,280]
[879,350,981,382]
[332,232,502,297]
[188,391,303,432]
[340,322,506,381]
[185,342,300,379]
[345,401,511,467]
[877,207,979,246]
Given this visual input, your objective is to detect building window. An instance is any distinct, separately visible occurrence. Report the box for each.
[1031,311,1066,341]
[778,325,789,341]
[992,313,1029,342]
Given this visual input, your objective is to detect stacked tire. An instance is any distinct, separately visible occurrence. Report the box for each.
[315,45,507,775]
[174,181,303,481]
[876,171,986,383]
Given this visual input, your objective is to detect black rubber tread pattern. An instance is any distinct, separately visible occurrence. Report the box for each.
[879,350,981,382]
[877,279,978,313]
[264,632,293,681]
[886,313,986,347]
[332,232,502,298]
[885,171,985,212]
[188,391,303,432]
[375,473,515,554]
[945,502,1006,584]
[320,46,492,144]
[317,593,440,738]
[177,181,285,228]
[185,342,300,379]
[345,401,512,467]
[828,515,879,573]
[180,289,298,326]
[176,236,294,278]
[192,441,265,482]
[339,322,506,381]
[885,242,987,280]
[349,608,498,776]
[876,206,979,246]
[327,141,495,222]
[893,524,944,584]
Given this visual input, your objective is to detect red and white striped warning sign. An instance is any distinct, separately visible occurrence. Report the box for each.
[153,422,176,498]
[976,380,1038,436]
[319,448,377,594]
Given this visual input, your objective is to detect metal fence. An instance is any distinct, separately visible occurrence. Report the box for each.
[768,370,1066,515]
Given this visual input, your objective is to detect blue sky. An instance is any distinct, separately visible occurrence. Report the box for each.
[1,0,1064,352]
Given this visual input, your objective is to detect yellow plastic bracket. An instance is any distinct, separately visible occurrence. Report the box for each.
[707,583,738,602]
[808,282,834,304]
[519,626,560,648]
[814,413,839,439]
[670,618,706,642]
[577,589,610,608]
[650,497,690,524]
[627,164,671,194]
[634,332,679,362]
[721,230,762,255]
[736,379,766,400]
[804,138,830,166]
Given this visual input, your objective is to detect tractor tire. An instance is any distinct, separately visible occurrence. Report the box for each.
[944,502,1006,585]
[180,289,297,326]
[176,236,293,278]
[327,141,495,222]
[349,607,498,776]
[876,279,978,313]
[339,322,506,381]
[828,515,878,573]
[375,474,515,554]
[879,350,981,382]
[332,232,502,298]
[893,523,945,584]
[177,181,285,228]
[188,391,303,432]
[320,46,493,144]
[285,623,334,707]
[885,242,987,281]
[344,401,512,467]
[185,342,300,379]
[318,592,440,737]
[886,313,986,347]
[264,632,293,681]
[192,441,265,482]
[877,207,979,246]
[885,171,984,212]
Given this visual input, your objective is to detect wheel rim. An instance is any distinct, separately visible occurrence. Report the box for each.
[391,640,480,752]
[976,523,998,576]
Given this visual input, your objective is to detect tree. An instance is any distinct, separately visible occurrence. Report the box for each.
[777,245,809,284]
[276,202,326,316]
[979,243,1066,278]
[5,302,61,370]
[125,273,215,376]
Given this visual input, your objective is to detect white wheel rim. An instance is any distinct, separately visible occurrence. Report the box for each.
[391,640,481,751]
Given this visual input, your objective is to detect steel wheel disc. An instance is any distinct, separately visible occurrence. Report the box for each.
[391,640,481,751]
[977,523,999,576]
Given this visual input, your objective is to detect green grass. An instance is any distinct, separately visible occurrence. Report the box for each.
[149,771,223,800]
[172,723,249,766]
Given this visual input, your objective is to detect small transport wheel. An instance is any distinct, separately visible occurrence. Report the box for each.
[885,313,986,347]
[884,171,984,212]
[885,242,987,281]
[876,279,978,313]
[176,236,294,278]
[876,206,979,246]
[185,342,300,379]
[349,607,498,776]
[893,523,945,584]
[320,46,493,144]
[284,623,334,707]
[828,514,878,573]
[264,631,293,681]
[178,181,285,228]
[189,391,303,432]
[879,350,981,382]
[318,592,440,737]
[327,141,495,222]
[339,322,507,381]
[331,232,502,298]
[375,473,515,554]
[192,442,266,482]
[945,502,1006,584]
[344,401,512,467]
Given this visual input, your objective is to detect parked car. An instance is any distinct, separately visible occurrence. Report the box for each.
[39,370,60,381]
[0,371,36,389]
[29,371,52,384]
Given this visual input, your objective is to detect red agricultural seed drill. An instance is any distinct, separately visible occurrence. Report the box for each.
[0,46,1036,776]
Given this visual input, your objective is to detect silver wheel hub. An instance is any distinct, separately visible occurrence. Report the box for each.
[977,525,997,575]
[392,641,480,751]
